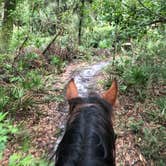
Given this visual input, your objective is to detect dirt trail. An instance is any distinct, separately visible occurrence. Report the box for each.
[54,61,109,151]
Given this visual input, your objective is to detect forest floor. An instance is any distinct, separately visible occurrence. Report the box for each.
[1,57,148,166]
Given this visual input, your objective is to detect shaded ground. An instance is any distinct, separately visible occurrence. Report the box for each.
[1,59,148,165]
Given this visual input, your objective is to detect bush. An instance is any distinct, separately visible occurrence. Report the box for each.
[105,29,165,101]
[0,112,18,159]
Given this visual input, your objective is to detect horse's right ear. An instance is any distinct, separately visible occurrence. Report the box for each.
[66,78,78,100]
[102,79,118,106]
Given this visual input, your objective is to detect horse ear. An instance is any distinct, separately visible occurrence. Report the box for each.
[102,79,118,106]
[66,78,78,100]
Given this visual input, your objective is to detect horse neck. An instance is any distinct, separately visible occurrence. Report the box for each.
[56,106,115,166]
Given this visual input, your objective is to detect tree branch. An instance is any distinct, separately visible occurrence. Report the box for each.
[137,0,153,14]
[148,18,166,26]
[42,30,63,56]
[13,36,29,63]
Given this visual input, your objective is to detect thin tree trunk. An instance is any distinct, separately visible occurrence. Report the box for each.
[78,0,85,45]
[0,0,16,53]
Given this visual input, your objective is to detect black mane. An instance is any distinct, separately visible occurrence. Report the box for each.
[55,96,116,166]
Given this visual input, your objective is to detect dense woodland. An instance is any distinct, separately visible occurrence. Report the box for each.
[0,0,165,165]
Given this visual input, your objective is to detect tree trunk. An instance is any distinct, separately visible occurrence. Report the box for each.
[78,0,85,45]
[0,0,16,53]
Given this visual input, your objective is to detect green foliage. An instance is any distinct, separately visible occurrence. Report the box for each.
[99,39,110,49]
[0,60,44,114]
[9,153,50,166]
[85,25,113,48]
[51,56,63,66]
[0,54,44,114]
[124,65,149,86]
[16,52,40,71]
[43,94,64,103]
[105,28,165,101]
[11,87,25,99]
[51,56,66,73]
[144,97,166,125]
[0,112,18,159]
[140,126,166,163]
[0,88,9,112]
[130,71,165,162]
[23,70,43,90]
[128,117,144,133]
[0,86,34,114]
[104,28,165,163]
[156,97,166,114]
[105,58,149,101]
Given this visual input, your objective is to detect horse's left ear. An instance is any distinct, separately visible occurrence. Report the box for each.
[66,78,78,100]
[102,79,118,106]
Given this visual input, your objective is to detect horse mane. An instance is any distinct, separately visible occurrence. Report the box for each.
[55,95,116,166]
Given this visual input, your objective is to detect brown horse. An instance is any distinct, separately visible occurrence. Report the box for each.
[55,78,118,166]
